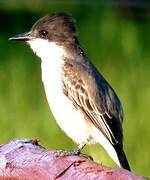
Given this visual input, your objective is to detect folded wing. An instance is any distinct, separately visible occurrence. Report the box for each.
[62,60,124,145]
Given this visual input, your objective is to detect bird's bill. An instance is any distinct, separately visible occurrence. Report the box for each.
[9,32,33,41]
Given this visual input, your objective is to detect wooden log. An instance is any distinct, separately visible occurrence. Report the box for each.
[0,139,147,180]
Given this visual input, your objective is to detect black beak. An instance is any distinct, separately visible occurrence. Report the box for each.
[9,32,33,41]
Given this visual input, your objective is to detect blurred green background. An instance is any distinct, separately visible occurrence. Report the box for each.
[0,1,150,177]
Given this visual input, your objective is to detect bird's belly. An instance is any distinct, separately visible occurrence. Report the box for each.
[42,73,92,144]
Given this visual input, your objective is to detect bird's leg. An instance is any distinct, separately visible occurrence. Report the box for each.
[54,136,93,159]
[54,142,86,157]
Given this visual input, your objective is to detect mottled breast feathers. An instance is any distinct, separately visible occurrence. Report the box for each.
[62,58,124,145]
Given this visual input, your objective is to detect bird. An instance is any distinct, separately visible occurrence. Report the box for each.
[9,12,131,171]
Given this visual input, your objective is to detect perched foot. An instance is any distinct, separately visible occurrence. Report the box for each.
[54,148,93,161]
[54,148,81,157]
[54,137,93,160]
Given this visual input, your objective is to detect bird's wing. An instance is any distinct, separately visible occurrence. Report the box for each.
[62,60,124,145]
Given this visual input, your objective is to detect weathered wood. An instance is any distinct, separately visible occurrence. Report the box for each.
[0,139,146,180]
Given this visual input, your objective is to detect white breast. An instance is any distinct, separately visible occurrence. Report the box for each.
[28,39,91,143]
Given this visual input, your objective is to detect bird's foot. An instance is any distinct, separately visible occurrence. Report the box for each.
[54,148,81,157]
[54,148,93,161]
[54,137,93,160]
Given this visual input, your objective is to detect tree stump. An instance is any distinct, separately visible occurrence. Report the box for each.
[0,139,147,180]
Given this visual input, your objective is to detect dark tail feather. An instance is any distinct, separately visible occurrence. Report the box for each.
[114,144,131,171]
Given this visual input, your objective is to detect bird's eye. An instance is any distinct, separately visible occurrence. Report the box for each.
[40,30,48,37]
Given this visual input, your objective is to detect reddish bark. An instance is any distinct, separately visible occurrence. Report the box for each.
[0,139,147,180]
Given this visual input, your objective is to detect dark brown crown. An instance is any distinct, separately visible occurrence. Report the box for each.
[30,12,77,45]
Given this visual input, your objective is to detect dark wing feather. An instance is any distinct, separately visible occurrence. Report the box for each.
[62,60,123,145]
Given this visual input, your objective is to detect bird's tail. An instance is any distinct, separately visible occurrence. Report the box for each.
[113,144,131,171]
[94,130,131,171]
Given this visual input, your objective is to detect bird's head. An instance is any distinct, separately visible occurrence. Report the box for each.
[9,12,78,60]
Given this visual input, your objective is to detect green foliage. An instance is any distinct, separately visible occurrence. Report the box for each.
[0,3,149,177]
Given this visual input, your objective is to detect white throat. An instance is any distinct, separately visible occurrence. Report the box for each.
[28,38,64,62]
